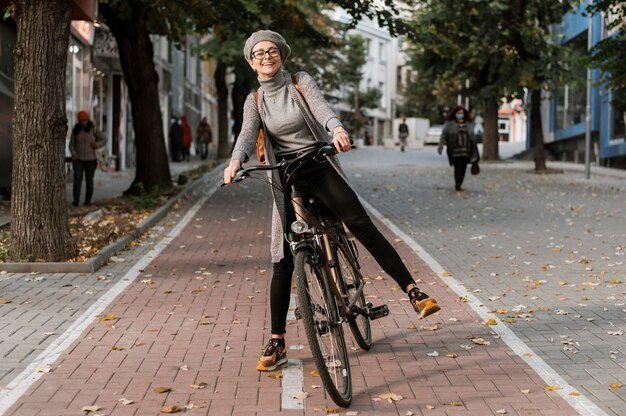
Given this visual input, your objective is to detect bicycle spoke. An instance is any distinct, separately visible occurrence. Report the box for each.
[295,250,351,407]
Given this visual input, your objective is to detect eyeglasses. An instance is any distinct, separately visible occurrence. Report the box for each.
[251,47,281,60]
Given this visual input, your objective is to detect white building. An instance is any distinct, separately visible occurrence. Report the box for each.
[331,10,397,146]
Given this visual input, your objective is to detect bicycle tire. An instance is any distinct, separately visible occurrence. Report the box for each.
[295,249,352,407]
[335,238,372,350]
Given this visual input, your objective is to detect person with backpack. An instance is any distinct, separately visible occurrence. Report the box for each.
[223,30,440,372]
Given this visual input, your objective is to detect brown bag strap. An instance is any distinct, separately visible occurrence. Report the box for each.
[291,73,303,96]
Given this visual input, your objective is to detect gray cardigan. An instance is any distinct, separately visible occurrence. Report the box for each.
[231,70,350,262]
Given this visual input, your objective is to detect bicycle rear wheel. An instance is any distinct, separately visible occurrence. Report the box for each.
[335,236,372,350]
[295,249,352,407]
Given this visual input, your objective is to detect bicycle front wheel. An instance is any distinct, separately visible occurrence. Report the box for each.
[295,249,352,407]
[335,238,372,350]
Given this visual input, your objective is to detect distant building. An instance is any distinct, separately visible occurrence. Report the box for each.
[330,10,396,146]
[533,2,626,168]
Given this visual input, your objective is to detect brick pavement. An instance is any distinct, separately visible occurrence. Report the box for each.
[341,147,626,416]
[1,162,581,415]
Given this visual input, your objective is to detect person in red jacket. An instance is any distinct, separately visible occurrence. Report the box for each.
[181,115,193,162]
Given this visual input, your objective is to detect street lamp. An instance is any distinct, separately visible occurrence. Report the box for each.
[584,3,593,179]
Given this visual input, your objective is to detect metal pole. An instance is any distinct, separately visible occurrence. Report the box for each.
[584,4,593,179]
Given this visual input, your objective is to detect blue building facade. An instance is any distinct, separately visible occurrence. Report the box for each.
[534,2,626,168]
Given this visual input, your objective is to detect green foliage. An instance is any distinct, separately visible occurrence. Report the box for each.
[332,34,382,134]
[585,1,626,93]
[129,183,161,211]
[401,0,579,110]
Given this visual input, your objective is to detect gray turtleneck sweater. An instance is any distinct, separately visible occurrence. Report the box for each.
[231,70,348,262]
[232,70,342,161]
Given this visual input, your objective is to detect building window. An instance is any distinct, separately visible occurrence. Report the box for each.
[379,42,386,63]
[554,33,587,130]
[611,88,626,141]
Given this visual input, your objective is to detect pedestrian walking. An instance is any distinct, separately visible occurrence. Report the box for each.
[437,105,479,192]
[181,115,192,162]
[223,29,440,372]
[68,111,107,206]
[196,117,212,160]
[168,116,183,162]
[398,117,409,152]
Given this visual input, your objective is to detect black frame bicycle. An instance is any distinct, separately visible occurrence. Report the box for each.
[226,142,389,407]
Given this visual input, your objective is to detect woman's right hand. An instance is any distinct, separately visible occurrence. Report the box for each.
[223,159,242,185]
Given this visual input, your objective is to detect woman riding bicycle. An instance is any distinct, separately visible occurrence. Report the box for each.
[223,30,440,372]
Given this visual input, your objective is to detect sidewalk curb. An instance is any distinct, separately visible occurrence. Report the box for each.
[0,161,227,274]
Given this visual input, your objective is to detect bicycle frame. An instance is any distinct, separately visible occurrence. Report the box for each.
[227,142,385,323]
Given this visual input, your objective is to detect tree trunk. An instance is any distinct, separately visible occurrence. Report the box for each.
[230,65,254,148]
[100,3,172,195]
[482,97,499,161]
[10,0,77,261]
[530,88,547,171]
[215,61,231,159]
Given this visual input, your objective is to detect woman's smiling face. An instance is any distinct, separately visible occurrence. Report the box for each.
[249,41,283,80]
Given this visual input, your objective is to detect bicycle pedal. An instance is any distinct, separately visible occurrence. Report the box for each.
[368,304,389,320]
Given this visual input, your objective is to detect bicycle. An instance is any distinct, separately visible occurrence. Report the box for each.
[226,142,390,407]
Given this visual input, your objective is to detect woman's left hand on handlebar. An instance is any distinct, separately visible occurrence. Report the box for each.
[332,128,351,153]
[223,159,242,185]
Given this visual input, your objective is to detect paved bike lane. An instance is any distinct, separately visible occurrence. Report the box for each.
[4,173,578,415]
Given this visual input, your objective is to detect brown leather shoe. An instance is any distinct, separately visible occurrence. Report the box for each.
[256,338,287,371]
[408,287,441,319]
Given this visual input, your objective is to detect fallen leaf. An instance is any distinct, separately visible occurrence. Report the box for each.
[119,398,133,405]
[421,324,439,331]
[426,405,435,409]
[36,367,52,373]
[446,352,458,358]
[608,331,624,336]
[521,389,530,394]
[426,351,439,357]
[190,382,208,389]
[310,370,319,377]
[268,373,283,379]
[81,405,102,413]
[449,401,464,406]
[609,383,623,389]
[544,385,558,391]
[111,345,124,351]
[180,365,189,371]
[0,299,12,304]
[160,404,183,413]
[378,392,403,401]
[153,387,171,394]
[569,392,581,396]
[496,409,507,414]
[485,319,498,325]
[471,338,491,346]
[291,392,309,399]
[98,314,115,321]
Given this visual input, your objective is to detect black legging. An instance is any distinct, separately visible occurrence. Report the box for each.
[269,160,415,335]
[72,159,97,204]
[452,156,470,188]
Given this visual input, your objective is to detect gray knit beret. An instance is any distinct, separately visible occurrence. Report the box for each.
[243,30,291,62]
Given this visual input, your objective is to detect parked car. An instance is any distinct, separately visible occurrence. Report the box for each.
[424,124,443,145]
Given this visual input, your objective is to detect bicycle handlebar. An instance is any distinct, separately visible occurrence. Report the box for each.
[222,143,348,186]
